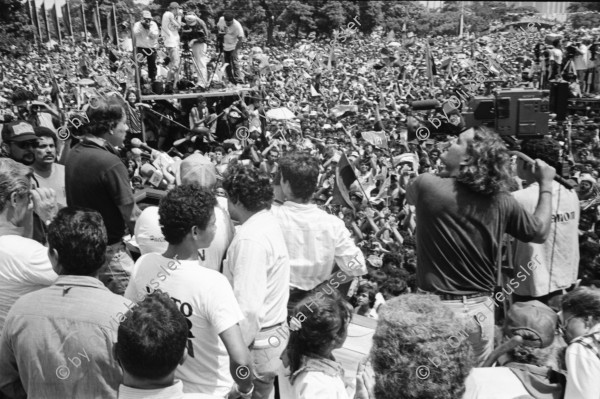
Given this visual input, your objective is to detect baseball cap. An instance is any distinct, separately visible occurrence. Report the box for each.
[176,153,217,188]
[224,12,234,22]
[580,173,596,185]
[169,2,179,8]
[349,151,360,159]
[504,301,558,348]
[2,120,36,142]
[142,10,152,19]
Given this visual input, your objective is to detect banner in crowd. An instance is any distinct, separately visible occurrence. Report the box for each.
[361,131,389,149]
[333,153,358,212]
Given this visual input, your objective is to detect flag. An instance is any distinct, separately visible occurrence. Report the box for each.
[386,29,395,42]
[393,152,419,171]
[361,131,389,149]
[107,8,114,44]
[41,1,50,42]
[425,43,436,85]
[333,153,358,212]
[62,0,74,38]
[330,105,358,119]
[112,3,119,46]
[51,4,62,44]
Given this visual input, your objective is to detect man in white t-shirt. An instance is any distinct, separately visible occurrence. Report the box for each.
[134,154,234,272]
[511,139,579,305]
[0,158,57,333]
[125,186,253,398]
[161,2,183,85]
[223,164,290,399]
[216,13,245,85]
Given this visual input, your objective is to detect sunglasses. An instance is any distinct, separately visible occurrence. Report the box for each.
[9,141,38,149]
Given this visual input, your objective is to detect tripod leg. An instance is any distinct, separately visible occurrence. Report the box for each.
[207,49,223,89]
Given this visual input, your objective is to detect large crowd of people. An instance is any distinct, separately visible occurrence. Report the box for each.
[2,2,600,399]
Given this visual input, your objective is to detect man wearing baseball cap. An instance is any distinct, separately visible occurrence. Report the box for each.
[133,9,159,83]
[464,301,565,398]
[161,2,183,86]
[1,120,38,166]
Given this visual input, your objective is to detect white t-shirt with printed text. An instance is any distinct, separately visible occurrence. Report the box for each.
[124,253,244,397]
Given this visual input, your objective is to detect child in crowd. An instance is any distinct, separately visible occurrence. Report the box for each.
[286,290,352,399]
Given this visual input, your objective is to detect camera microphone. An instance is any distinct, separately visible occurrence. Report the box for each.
[410,100,441,111]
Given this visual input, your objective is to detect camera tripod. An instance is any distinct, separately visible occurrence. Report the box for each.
[174,45,208,90]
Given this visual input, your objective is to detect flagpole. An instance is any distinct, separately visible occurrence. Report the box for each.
[112,3,119,46]
[459,1,464,38]
[66,0,74,38]
[54,4,62,45]
[96,1,103,46]
[42,0,51,43]
[81,1,89,43]
[28,0,38,49]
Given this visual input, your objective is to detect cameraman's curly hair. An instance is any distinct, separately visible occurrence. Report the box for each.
[223,163,273,212]
[80,96,125,138]
[457,126,512,196]
[371,294,474,399]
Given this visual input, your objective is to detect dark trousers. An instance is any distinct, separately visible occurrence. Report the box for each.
[137,47,157,82]
[224,49,243,84]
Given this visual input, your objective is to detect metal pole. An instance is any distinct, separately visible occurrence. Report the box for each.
[27,0,38,49]
[95,1,103,46]
[66,0,74,38]
[459,1,464,38]
[130,13,145,142]
[112,3,119,46]
[81,1,89,43]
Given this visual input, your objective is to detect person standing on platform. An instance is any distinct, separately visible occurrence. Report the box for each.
[161,2,183,86]
[216,12,245,85]
[181,11,210,89]
[133,10,159,84]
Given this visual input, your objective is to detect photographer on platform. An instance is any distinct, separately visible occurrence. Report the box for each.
[181,10,210,89]
[133,10,159,83]
[161,2,183,86]
[216,12,245,86]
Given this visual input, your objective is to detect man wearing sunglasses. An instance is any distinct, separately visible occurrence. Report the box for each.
[1,120,38,166]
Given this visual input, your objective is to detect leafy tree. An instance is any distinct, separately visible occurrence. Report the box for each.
[0,0,35,53]
[568,2,600,13]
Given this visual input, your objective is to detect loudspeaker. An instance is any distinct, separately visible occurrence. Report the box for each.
[549,81,569,121]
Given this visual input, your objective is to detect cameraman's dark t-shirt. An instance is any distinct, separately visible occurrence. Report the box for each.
[407,173,541,294]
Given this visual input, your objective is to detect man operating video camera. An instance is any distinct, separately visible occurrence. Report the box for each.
[180,10,210,88]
